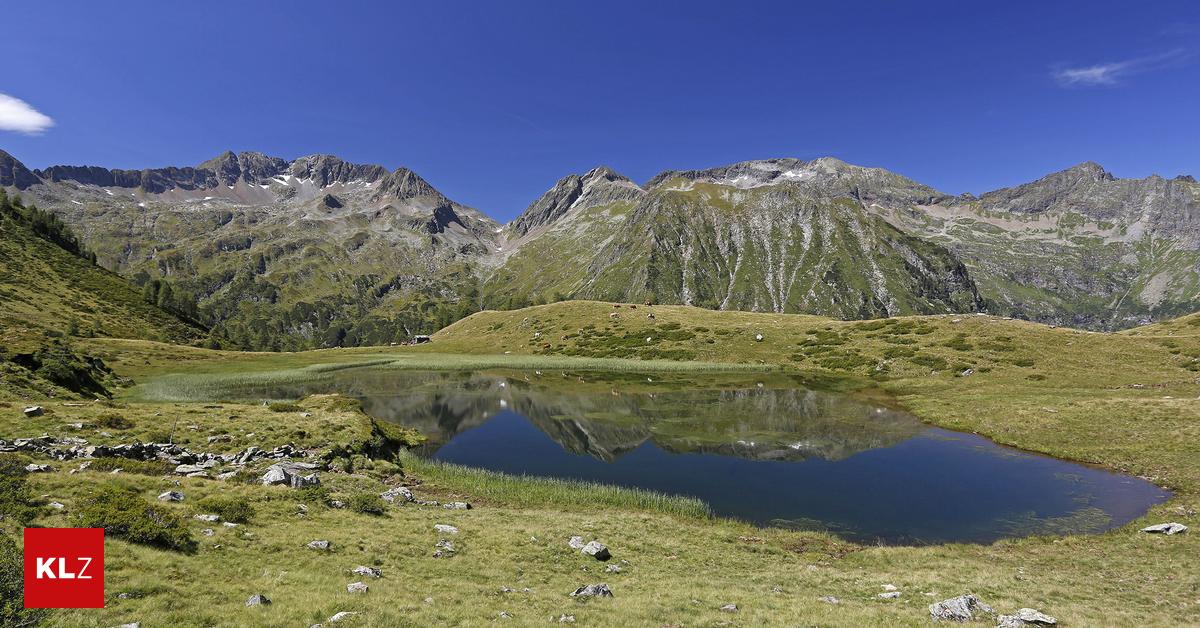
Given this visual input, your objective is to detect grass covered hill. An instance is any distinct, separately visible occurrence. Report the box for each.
[0,191,203,351]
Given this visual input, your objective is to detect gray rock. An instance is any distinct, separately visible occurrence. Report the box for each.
[995,608,1058,627]
[119,623,140,628]
[246,594,271,606]
[307,540,331,551]
[24,464,52,473]
[434,524,459,535]
[326,611,358,623]
[604,564,621,573]
[175,464,207,475]
[346,582,369,594]
[194,514,219,522]
[720,603,738,613]
[380,486,414,503]
[567,536,586,550]
[207,434,233,444]
[48,501,65,510]
[328,499,346,509]
[222,522,238,527]
[217,471,238,481]
[558,615,576,623]
[879,591,902,599]
[23,406,44,417]
[201,528,214,536]
[261,463,320,488]
[929,594,995,621]
[580,540,611,561]
[442,501,471,510]
[498,611,512,619]
[352,565,382,578]
[1140,522,1188,535]
[818,596,840,605]
[157,491,184,502]
[570,583,613,598]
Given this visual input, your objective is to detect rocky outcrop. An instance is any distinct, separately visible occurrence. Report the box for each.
[289,154,388,187]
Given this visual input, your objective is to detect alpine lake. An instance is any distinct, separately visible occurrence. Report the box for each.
[164,366,1170,545]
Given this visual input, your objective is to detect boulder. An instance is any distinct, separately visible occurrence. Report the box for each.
[929,594,995,621]
[1140,522,1188,535]
[194,514,219,522]
[261,463,321,488]
[442,501,471,510]
[157,491,184,502]
[346,582,369,594]
[23,406,44,417]
[327,611,358,623]
[567,536,586,550]
[580,540,611,561]
[604,564,621,573]
[175,464,208,475]
[307,540,331,551]
[24,464,52,473]
[996,608,1057,627]
[434,524,459,535]
[246,594,271,606]
[568,585,614,600]
[380,486,414,503]
[878,591,902,599]
[720,604,738,613]
[352,565,382,578]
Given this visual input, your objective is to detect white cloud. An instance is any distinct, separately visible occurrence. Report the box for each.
[1053,49,1192,87]
[0,93,54,134]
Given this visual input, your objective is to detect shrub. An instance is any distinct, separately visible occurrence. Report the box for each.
[345,491,387,515]
[1,532,46,627]
[196,495,255,523]
[0,455,40,525]
[267,402,303,413]
[74,485,196,552]
[96,413,133,430]
[910,354,950,370]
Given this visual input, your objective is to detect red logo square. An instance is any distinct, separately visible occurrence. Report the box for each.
[23,528,105,608]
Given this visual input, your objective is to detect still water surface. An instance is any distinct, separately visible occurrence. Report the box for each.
[223,368,1171,544]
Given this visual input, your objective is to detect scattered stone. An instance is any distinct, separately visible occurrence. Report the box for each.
[174,464,208,475]
[720,604,738,613]
[260,463,320,488]
[48,501,65,510]
[580,540,611,561]
[567,536,586,550]
[570,583,613,598]
[119,623,140,628]
[217,471,238,481]
[352,565,382,578]
[380,486,415,503]
[194,514,219,522]
[434,524,459,535]
[881,584,898,592]
[329,499,346,509]
[959,368,974,377]
[755,334,764,342]
[25,464,52,473]
[558,615,576,623]
[307,540,331,551]
[326,611,358,623]
[222,522,238,528]
[604,564,621,574]
[929,594,995,621]
[498,611,512,619]
[346,582,369,594]
[879,591,902,599]
[201,528,214,536]
[207,434,233,444]
[433,539,456,558]
[442,501,471,510]
[157,491,184,502]
[1140,522,1188,535]
[23,406,44,417]
[818,596,840,605]
[246,594,271,607]
[996,608,1057,627]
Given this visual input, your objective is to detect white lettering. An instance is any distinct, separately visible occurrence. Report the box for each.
[35,557,57,579]
[76,557,93,580]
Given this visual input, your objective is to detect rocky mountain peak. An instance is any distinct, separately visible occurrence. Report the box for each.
[0,149,39,189]
[197,150,288,186]
[288,154,389,187]
[373,167,445,201]
[510,165,644,237]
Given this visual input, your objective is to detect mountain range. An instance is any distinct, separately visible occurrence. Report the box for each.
[2,148,1197,348]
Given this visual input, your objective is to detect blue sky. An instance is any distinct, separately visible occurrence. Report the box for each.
[1,0,1197,221]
